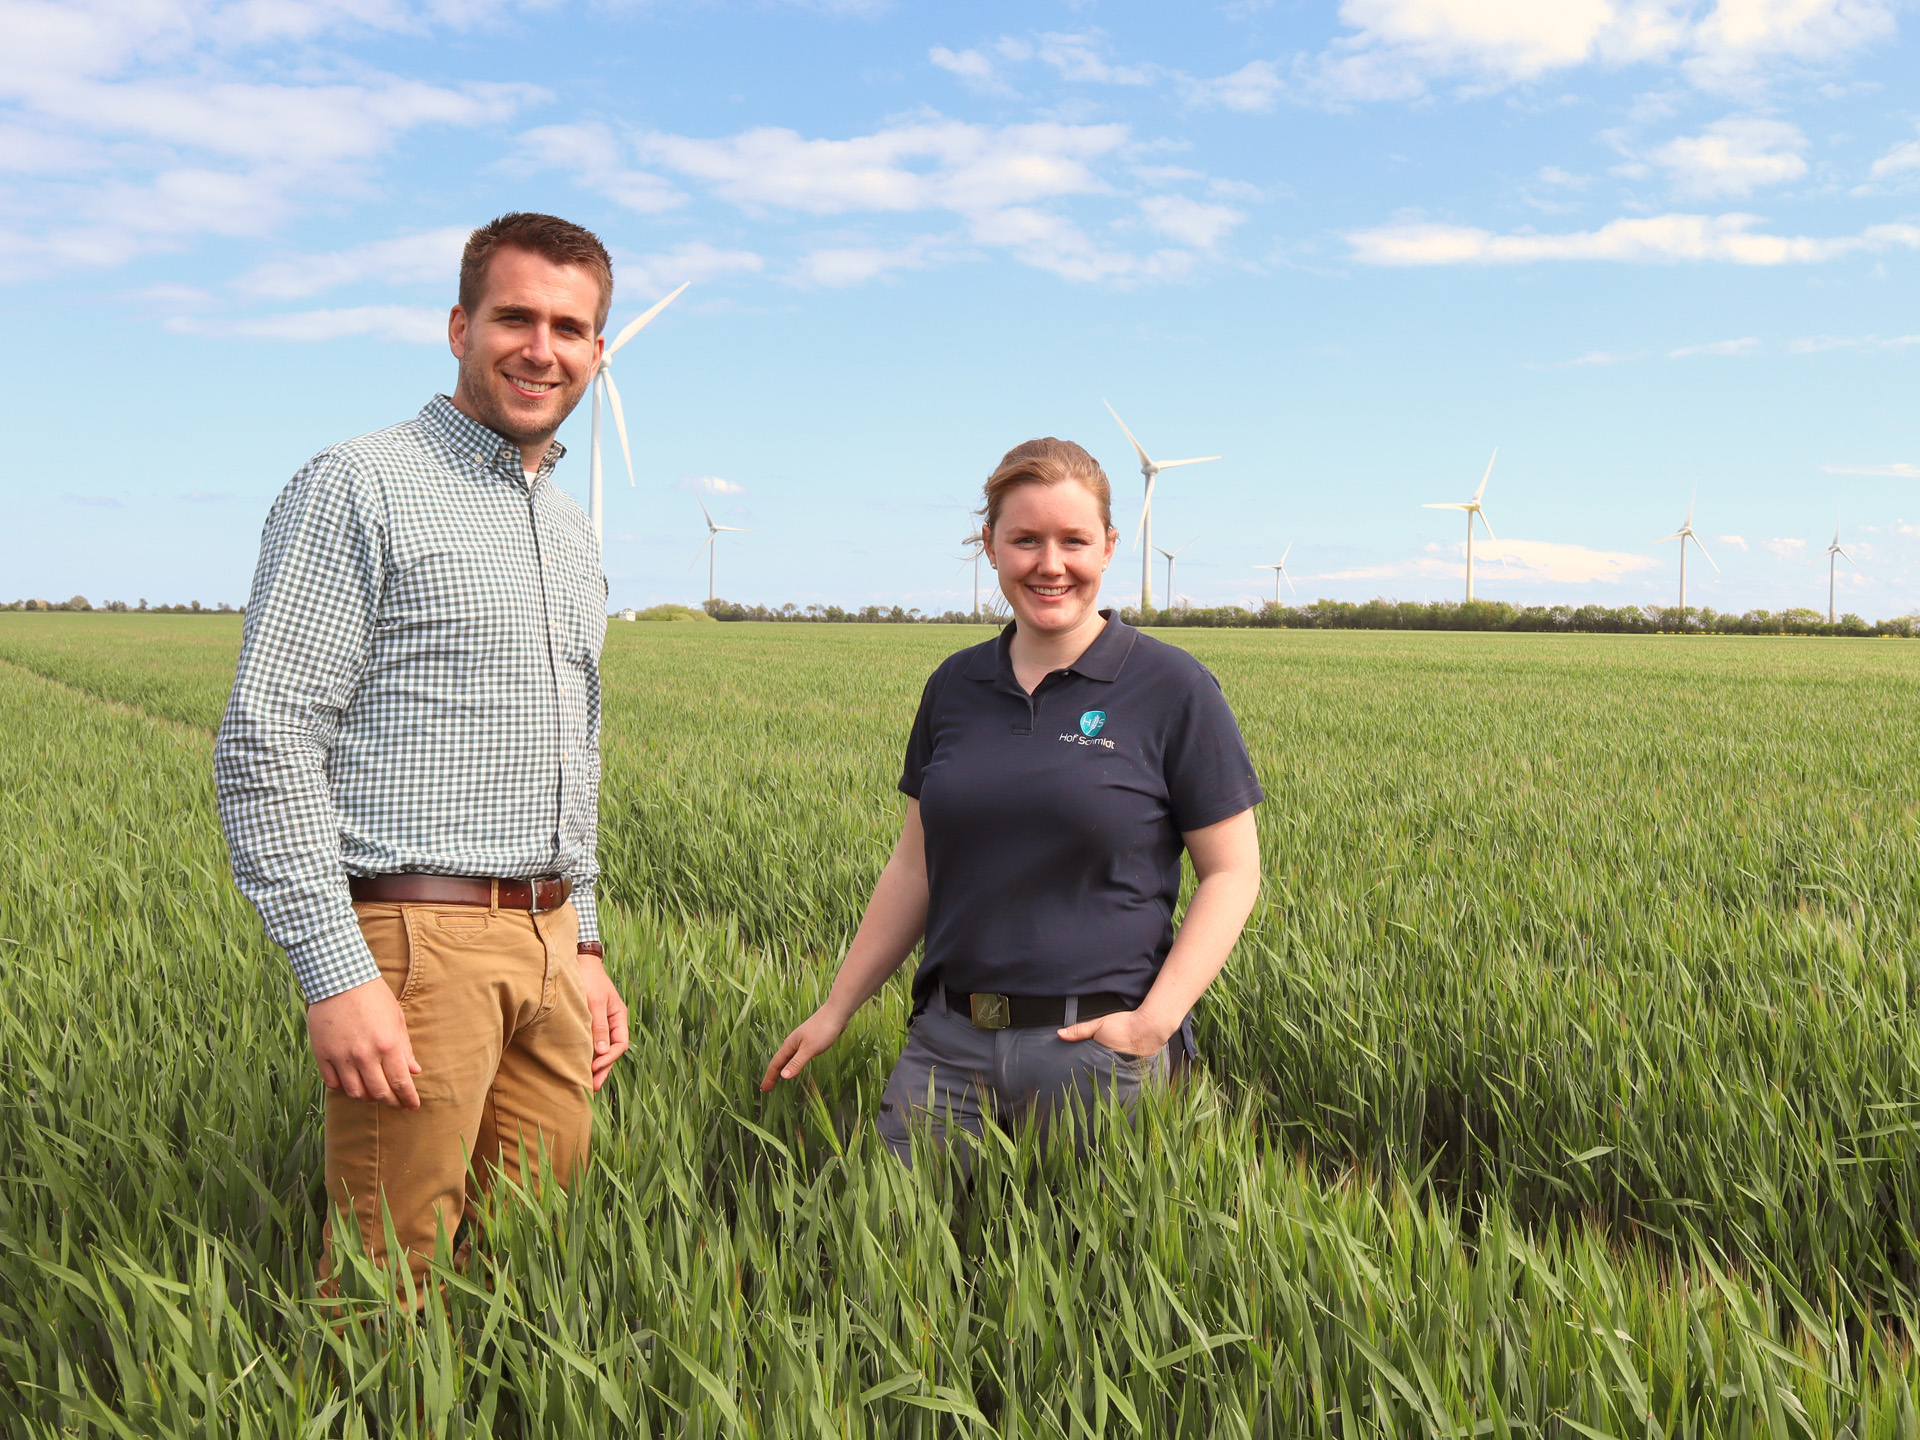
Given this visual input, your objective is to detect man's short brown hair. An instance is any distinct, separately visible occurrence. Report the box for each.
[459,213,614,334]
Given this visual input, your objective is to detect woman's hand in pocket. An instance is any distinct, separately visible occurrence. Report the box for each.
[1057,1008,1169,1060]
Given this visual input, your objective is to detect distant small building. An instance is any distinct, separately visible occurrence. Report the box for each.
[615,608,637,621]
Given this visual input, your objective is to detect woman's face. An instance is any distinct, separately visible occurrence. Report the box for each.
[987,481,1117,637]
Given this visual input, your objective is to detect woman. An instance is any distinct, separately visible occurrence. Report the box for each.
[760,438,1263,1164]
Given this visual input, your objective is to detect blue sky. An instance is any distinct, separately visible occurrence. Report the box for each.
[5,0,1918,617]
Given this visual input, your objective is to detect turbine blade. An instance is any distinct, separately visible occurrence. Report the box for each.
[1154,456,1222,470]
[1692,534,1719,572]
[608,281,690,357]
[1285,570,1296,595]
[602,372,635,486]
[1473,448,1497,504]
[1656,531,1685,544]
[696,494,716,530]
[1281,541,1291,565]
[1476,509,1496,543]
[1132,476,1156,550]
[688,534,713,570]
[714,525,757,533]
[1425,502,1470,511]
[1103,400,1154,471]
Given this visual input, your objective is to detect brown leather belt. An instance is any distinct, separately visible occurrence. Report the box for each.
[348,873,571,912]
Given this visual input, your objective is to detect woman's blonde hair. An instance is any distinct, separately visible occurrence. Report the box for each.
[973,438,1114,545]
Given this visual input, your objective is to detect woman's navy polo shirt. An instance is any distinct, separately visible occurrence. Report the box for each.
[898,612,1263,1011]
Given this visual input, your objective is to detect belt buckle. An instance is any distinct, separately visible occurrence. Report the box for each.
[968,993,1010,1030]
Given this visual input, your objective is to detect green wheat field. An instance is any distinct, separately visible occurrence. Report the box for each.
[3,613,1919,1438]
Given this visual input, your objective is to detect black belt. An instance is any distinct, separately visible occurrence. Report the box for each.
[947,988,1133,1031]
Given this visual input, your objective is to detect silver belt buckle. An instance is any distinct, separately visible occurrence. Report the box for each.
[968,993,1010,1030]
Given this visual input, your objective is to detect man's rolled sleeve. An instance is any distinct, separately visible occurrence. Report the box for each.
[215,449,386,1004]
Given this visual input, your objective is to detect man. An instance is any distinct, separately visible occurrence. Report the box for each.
[215,212,631,1293]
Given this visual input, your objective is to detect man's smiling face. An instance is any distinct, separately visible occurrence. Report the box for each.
[448,246,603,459]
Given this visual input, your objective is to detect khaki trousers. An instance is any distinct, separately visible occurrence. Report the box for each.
[322,899,594,1294]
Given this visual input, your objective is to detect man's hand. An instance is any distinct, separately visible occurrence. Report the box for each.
[577,950,630,1092]
[760,1006,852,1091]
[307,978,422,1109]
[1056,1008,1172,1060]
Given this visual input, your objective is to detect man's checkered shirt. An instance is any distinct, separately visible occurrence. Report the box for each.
[215,396,607,1004]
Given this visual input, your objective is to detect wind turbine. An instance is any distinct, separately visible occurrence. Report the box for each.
[1819,522,1861,624]
[1423,450,1498,602]
[588,281,690,541]
[690,494,755,605]
[1155,537,1197,609]
[1657,495,1717,615]
[1104,401,1221,613]
[1255,544,1296,606]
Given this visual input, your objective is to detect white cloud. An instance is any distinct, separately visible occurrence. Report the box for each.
[1475,539,1660,584]
[1346,212,1920,265]
[929,46,1007,93]
[1649,115,1808,197]
[617,241,765,300]
[1869,132,1920,180]
[968,205,1195,282]
[1323,539,1657,585]
[1765,536,1808,558]
[530,117,1232,286]
[682,475,746,495]
[514,124,685,214]
[1310,0,1685,99]
[1821,462,1920,478]
[1685,0,1899,88]
[1180,59,1284,112]
[794,236,938,286]
[1305,0,1898,101]
[1719,534,1750,549]
[166,304,446,343]
[235,227,469,299]
[1138,194,1245,248]
[625,120,1125,216]
[0,1,547,278]
[1670,335,1762,356]
[1032,31,1156,86]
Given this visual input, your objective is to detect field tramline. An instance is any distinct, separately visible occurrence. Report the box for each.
[2,613,1919,1437]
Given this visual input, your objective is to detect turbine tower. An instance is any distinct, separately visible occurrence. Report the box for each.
[1155,537,1197,610]
[1255,543,1296,606]
[1104,401,1221,614]
[1819,522,1860,624]
[1657,497,1717,615]
[1423,450,1498,602]
[588,281,690,541]
[690,494,755,605]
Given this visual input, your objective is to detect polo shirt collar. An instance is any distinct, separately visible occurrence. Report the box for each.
[962,609,1138,685]
[421,394,566,486]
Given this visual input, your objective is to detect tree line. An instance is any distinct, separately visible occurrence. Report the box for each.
[702,597,1917,637]
[3,597,238,613]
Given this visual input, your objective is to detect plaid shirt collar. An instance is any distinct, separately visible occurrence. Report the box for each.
[420,394,567,491]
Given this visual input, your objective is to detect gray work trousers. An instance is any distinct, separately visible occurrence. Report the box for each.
[876,985,1175,1169]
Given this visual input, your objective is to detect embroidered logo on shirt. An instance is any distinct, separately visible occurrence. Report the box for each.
[1078,710,1107,737]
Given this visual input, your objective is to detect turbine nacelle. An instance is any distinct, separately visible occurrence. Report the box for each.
[1423,449,1499,601]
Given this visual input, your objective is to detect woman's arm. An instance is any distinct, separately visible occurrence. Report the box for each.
[760,801,930,1090]
[1057,807,1261,1058]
